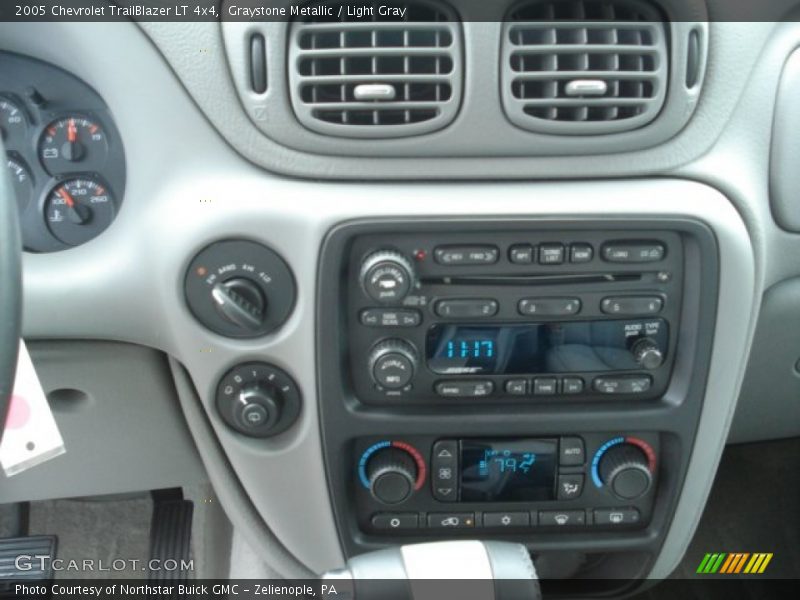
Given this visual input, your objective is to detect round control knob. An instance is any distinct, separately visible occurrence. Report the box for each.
[360,250,415,304]
[366,447,418,504]
[598,444,653,500]
[235,385,280,431]
[368,340,418,390]
[211,278,267,331]
[216,362,302,438]
[630,337,664,370]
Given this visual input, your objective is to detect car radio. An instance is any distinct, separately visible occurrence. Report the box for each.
[345,228,683,405]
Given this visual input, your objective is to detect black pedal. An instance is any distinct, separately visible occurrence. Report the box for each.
[0,535,57,595]
[148,491,193,582]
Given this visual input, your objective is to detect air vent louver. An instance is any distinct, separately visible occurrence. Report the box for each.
[289,1,463,138]
[502,0,668,135]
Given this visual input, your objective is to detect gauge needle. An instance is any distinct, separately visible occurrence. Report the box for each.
[58,188,75,208]
[59,188,90,224]
[67,118,77,143]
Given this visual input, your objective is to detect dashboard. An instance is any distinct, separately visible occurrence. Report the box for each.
[2,0,800,594]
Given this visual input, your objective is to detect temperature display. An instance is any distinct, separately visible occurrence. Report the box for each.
[460,439,557,502]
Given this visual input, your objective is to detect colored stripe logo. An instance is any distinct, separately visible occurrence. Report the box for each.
[696,553,773,574]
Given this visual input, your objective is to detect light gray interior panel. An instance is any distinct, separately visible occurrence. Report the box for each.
[2,12,794,581]
[729,278,800,444]
[0,342,206,504]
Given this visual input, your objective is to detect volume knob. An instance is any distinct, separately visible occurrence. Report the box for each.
[360,250,415,304]
[368,340,418,390]
[367,447,418,504]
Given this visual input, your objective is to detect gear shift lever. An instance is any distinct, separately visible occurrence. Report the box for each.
[323,540,541,600]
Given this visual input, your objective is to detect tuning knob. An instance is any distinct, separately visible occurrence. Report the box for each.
[630,337,664,370]
[360,250,415,304]
[211,278,267,331]
[367,447,418,504]
[598,443,653,500]
[368,340,418,390]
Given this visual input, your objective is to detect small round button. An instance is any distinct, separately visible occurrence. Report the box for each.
[241,403,269,426]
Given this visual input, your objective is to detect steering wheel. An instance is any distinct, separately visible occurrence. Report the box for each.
[0,138,22,431]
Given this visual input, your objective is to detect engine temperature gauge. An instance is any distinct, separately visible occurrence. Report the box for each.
[39,116,109,175]
[45,177,115,246]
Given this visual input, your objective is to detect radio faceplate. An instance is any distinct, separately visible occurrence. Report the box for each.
[346,229,683,405]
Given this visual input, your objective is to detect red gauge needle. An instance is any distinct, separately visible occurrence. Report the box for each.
[58,188,75,208]
[67,118,78,143]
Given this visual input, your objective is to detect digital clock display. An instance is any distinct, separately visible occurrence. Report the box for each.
[426,320,669,375]
[460,439,557,502]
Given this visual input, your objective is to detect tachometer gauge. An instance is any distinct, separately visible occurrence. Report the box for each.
[6,156,33,213]
[0,98,28,148]
[39,116,109,175]
[45,177,115,246]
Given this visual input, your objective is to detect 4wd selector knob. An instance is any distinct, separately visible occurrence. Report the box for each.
[367,447,418,504]
[368,340,418,390]
[360,250,415,304]
[598,443,653,500]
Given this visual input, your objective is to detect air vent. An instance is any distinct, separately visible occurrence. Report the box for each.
[288,1,463,138]
[502,0,668,135]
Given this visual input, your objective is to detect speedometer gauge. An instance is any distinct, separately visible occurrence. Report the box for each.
[45,177,115,246]
[0,97,28,148]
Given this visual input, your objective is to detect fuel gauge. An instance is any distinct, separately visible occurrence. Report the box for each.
[6,156,33,213]
[45,177,115,246]
[39,116,109,175]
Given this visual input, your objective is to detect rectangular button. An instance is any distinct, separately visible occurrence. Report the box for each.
[360,308,421,327]
[600,296,663,316]
[436,381,495,398]
[559,437,585,466]
[533,378,558,395]
[431,440,458,502]
[561,377,584,395]
[593,376,652,395]
[435,299,499,319]
[483,512,530,528]
[570,244,594,263]
[539,510,585,527]
[557,474,585,500]
[594,508,641,526]
[428,513,476,529]
[538,243,565,265]
[372,513,419,530]
[505,379,528,396]
[509,244,534,264]
[602,242,665,263]
[434,246,499,265]
[518,297,581,316]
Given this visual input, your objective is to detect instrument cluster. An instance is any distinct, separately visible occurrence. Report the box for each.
[1,51,125,252]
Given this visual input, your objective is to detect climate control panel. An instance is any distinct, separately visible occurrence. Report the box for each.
[351,433,658,536]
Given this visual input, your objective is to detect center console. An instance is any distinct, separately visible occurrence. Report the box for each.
[317,218,719,585]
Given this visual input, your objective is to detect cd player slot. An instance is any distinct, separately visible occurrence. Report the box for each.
[428,273,643,287]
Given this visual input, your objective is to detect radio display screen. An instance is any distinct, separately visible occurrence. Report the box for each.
[460,439,557,502]
[426,320,667,375]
